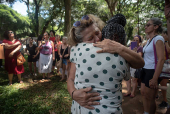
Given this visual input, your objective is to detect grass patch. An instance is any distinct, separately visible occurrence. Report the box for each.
[0,56,72,114]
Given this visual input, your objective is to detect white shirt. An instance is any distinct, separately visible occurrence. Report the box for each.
[70,43,130,114]
[143,35,164,69]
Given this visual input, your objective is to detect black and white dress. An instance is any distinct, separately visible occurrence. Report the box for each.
[70,43,130,114]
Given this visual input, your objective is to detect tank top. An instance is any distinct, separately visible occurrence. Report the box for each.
[40,41,52,55]
[60,45,69,59]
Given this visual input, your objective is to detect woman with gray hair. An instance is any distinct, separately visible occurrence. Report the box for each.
[58,36,70,81]
[140,18,165,114]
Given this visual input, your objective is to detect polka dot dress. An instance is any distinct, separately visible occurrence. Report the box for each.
[70,43,130,114]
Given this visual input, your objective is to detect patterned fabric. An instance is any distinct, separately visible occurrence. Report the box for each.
[70,43,130,114]
[40,41,52,55]
[38,53,52,73]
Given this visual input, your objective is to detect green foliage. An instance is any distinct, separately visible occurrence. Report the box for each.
[0,56,72,114]
[0,4,31,38]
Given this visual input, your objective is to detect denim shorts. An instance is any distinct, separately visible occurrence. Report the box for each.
[62,59,67,65]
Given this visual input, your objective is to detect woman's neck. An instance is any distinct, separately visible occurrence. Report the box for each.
[29,43,33,46]
[45,39,48,42]
[9,37,14,41]
[148,32,158,40]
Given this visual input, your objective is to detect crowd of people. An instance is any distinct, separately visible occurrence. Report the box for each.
[0,30,72,84]
[0,2,170,113]
[66,14,170,114]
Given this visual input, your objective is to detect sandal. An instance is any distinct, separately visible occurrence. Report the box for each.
[123,93,131,97]
[8,83,12,86]
[130,95,135,98]
[19,81,23,84]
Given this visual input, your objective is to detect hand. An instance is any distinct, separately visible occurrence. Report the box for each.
[53,57,55,61]
[60,55,62,58]
[149,78,158,89]
[73,87,101,109]
[9,52,14,57]
[15,41,20,45]
[93,39,123,54]
[27,53,30,56]
[1,43,6,46]
[64,54,69,58]
[133,47,137,52]
[33,55,36,58]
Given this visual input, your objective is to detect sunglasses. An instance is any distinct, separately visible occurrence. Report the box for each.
[145,23,155,27]
[73,15,89,27]
[8,31,13,34]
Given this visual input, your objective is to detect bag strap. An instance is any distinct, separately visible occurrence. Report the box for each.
[153,39,157,69]
[61,45,66,56]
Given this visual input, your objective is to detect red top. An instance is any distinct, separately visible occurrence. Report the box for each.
[3,39,24,74]
[49,37,55,43]
[54,41,62,52]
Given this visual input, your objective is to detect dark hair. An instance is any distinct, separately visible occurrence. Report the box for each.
[134,35,142,42]
[150,18,163,33]
[3,30,10,40]
[102,14,126,45]
[29,37,33,40]
[37,35,43,41]
[50,30,55,36]
[44,31,50,36]
[37,35,43,45]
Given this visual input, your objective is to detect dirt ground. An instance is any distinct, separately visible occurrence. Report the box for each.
[121,80,168,114]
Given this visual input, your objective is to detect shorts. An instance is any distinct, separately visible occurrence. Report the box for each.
[130,67,136,77]
[62,59,67,65]
[28,55,37,62]
[141,68,162,88]
[52,51,60,66]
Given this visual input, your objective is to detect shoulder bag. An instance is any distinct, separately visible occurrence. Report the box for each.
[153,39,170,79]
[57,46,66,68]
[17,53,26,66]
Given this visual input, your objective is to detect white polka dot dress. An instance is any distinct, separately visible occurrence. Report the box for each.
[70,43,130,114]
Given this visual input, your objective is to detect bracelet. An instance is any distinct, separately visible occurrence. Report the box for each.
[72,89,76,99]
[165,41,168,43]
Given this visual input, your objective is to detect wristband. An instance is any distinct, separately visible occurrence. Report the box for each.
[165,41,168,43]
[72,89,76,99]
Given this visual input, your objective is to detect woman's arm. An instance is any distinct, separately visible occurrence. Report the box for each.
[93,39,145,69]
[51,41,55,60]
[149,40,165,89]
[2,41,20,49]
[25,47,30,56]
[9,45,21,57]
[58,44,62,58]
[67,62,101,109]
[36,41,42,51]
[158,86,168,90]
[33,47,39,58]
[165,42,170,53]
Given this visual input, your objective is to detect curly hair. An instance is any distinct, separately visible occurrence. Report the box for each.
[102,14,126,45]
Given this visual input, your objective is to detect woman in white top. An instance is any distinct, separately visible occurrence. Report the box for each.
[140,18,165,114]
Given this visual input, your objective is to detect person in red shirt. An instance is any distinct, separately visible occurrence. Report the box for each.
[2,31,24,85]
[52,35,62,75]
[49,30,55,43]
[49,30,56,74]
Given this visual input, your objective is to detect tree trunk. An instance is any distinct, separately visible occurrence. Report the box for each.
[64,0,71,36]
[33,0,40,36]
